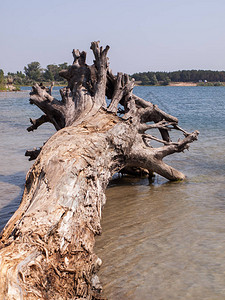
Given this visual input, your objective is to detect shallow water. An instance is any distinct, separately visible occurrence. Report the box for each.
[1,86,225,299]
[0,87,55,227]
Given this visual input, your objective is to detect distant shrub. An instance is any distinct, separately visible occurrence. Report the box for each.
[197,82,214,86]
[197,82,224,87]
[213,82,224,86]
[14,85,21,91]
[0,85,6,91]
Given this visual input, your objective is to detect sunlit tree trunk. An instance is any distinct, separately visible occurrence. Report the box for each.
[0,42,198,299]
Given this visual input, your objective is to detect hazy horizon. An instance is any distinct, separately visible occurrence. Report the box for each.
[1,0,225,75]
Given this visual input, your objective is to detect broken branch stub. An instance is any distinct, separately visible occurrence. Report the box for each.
[0,42,199,299]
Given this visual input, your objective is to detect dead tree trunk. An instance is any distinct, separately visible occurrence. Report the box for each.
[0,42,198,300]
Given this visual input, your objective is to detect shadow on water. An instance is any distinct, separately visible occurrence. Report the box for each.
[109,174,153,187]
[0,193,22,232]
[109,172,182,188]
[0,171,26,187]
[0,172,25,231]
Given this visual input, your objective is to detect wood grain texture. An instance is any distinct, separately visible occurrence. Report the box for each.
[0,42,198,299]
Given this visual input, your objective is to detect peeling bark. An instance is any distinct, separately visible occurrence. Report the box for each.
[0,42,198,299]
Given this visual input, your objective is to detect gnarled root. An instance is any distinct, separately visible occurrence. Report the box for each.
[0,42,198,299]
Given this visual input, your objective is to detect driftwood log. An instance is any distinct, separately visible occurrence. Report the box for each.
[0,42,198,299]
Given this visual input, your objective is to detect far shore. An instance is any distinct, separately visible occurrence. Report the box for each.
[169,82,197,86]
[134,81,225,87]
[1,81,225,92]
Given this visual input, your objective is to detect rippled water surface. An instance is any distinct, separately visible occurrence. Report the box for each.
[1,86,225,299]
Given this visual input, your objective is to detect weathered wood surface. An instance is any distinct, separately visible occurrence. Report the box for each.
[0,42,198,299]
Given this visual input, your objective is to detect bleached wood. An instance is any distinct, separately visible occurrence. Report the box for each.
[0,42,198,299]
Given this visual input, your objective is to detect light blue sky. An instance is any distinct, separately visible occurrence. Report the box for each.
[1,0,225,74]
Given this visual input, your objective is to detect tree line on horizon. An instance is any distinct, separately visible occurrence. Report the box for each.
[1,63,225,88]
[0,62,70,87]
[131,70,225,85]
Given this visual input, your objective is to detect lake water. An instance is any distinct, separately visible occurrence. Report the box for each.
[1,86,225,299]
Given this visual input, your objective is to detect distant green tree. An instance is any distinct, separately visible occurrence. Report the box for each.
[43,64,55,81]
[219,71,225,82]
[149,74,158,85]
[0,69,5,90]
[155,72,167,82]
[162,77,171,86]
[43,63,69,82]
[0,69,4,84]
[24,62,42,82]
[58,63,68,71]
[180,70,190,82]
[17,71,26,79]
[169,71,180,82]
[189,70,198,82]
[140,74,151,85]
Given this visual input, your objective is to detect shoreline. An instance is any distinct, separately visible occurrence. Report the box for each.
[135,81,225,87]
[1,81,224,92]
[169,82,197,86]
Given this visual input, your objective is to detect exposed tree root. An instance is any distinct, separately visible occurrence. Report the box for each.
[0,41,198,299]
